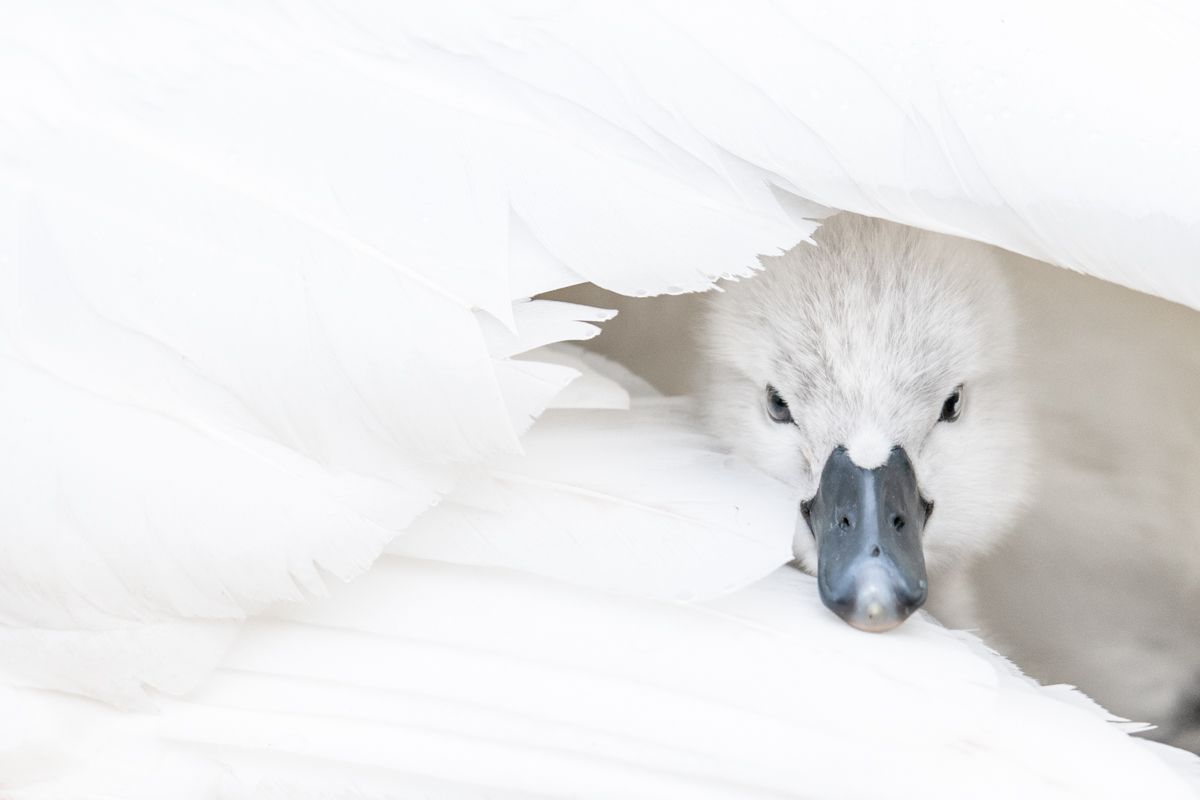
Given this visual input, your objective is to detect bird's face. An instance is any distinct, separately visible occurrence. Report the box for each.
[702,215,1030,632]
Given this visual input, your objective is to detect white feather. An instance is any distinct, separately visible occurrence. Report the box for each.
[701,214,1032,575]
[0,1,1198,794]
[7,561,1199,798]
[390,396,797,601]
[0,216,613,701]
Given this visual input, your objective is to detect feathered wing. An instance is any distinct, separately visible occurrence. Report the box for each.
[8,562,1200,799]
[36,1,1182,309]
[0,206,615,703]
[485,2,1199,308]
[390,395,798,601]
[2,2,1200,794]
[0,2,827,705]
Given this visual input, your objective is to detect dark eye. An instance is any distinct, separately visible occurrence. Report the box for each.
[939,384,964,423]
[765,385,793,423]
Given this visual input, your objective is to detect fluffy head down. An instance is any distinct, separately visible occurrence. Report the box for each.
[701,213,1031,574]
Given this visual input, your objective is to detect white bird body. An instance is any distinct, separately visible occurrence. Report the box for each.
[2,2,1200,797]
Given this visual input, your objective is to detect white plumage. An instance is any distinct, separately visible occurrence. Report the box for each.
[2,2,1200,797]
[701,214,1031,576]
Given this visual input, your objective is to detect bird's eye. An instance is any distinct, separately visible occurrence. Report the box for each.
[765,384,793,424]
[939,384,964,423]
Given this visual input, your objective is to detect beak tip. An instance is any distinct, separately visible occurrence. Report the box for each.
[819,569,926,633]
[826,599,921,633]
[847,617,905,634]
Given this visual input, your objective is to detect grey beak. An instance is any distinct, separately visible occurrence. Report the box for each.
[802,446,930,632]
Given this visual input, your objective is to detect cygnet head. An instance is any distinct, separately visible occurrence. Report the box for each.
[702,213,1031,632]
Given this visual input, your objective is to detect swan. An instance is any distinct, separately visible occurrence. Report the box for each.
[3,2,1200,796]
[700,213,1029,631]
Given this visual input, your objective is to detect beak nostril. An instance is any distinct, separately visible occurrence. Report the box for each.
[892,515,905,531]
[870,545,881,557]
[839,516,851,530]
